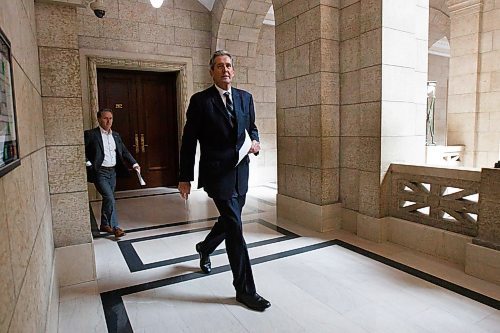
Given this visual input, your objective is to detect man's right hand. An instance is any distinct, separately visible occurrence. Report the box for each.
[178,182,191,200]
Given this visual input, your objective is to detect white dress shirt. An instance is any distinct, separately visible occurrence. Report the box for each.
[214,85,232,112]
[100,126,116,167]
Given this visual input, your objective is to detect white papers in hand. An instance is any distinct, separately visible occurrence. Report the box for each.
[136,170,146,186]
[236,129,252,167]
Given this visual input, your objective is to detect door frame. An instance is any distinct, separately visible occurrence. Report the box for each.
[79,50,194,200]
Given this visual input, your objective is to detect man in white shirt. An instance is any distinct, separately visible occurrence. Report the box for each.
[84,109,140,238]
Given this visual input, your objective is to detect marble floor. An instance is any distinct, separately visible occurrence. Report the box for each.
[59,184,500,333]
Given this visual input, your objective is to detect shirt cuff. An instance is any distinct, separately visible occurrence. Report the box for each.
[132,163,139,169]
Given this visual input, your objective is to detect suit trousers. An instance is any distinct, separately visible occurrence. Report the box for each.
[94,167,118,228]
[200,190,256,296]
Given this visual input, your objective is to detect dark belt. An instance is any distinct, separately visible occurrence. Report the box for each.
[100,166,115,170]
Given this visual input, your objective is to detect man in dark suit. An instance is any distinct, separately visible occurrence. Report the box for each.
[178,50,270,311]
[84,108,140,238]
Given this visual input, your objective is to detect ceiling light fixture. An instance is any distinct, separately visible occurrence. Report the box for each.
[150,0,164,8]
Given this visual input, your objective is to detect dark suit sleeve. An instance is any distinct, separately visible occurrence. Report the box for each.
[179,94,202,182]
[117,134,137,166]
[84,130,92,162]
[248,95,259,142]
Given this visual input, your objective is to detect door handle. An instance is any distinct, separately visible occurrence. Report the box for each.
[140,134,148,153]
[133,133,139,154]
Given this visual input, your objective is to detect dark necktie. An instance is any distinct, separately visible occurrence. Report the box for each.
[224,91,236,126]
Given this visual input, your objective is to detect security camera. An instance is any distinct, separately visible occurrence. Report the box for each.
[90,0,105,18]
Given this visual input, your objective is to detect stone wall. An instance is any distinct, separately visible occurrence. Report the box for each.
[0,0,55,332]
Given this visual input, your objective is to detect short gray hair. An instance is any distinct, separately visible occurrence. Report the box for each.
[97,108,113,118]
[209,50,234,70]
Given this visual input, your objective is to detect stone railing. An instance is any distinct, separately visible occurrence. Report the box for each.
[388,164,500,250]
[389,164,481,237]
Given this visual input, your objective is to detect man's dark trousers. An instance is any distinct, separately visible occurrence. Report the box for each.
[94,167,118,228]
[198,189,256,296]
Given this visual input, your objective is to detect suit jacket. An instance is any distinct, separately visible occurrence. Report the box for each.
[84,127,137,183]
[179,85,259,200]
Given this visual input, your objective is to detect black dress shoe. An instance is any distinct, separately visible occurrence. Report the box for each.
[195,242,211,274]
[236,293,271,311]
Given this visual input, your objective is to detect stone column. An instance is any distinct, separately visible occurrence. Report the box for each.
[275,2,341,231]
[446,0,482,166]
[35,1,94,285]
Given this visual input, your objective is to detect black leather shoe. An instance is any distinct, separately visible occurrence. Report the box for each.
[236,293,271,311]
[195,242,211,274]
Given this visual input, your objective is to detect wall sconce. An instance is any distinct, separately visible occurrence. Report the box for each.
[150,0,164,8]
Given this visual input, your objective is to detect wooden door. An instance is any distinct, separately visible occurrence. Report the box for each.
[97,69,179,191]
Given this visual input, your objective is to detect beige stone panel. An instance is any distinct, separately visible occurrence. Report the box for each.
[285,165,311,201]
[310,39,339,74]
[275,52,285,82]
[477,112,490,133]
[358,136,380,172]
[359,28,381,68]
[278,163,287,192]
[118,0,157,24]
[8,206,54,333]
[51,191,91,247]
[381,65,416,102]
[490,71,500,92]
[158,8,190,28]
[193,65,212,84]
[313,104,340,137]
[382,28,415,68]
[36,3,77,48]
[310,167,340,204]
[192,47,210,66]
[449,33,480,57]
[100,18,139,40]
[479,31,493,54]
[296,73,321,106]
[340,1,360,41]
[56,243,96,287]
[275,19,296,53]
[43,97,83,146]
[137,23,174,44]
[340,71,360,104]
[482,8,500,32]
[276,78,297,108]
[282,0,310,20]
[157,44,192,57]
[230,11,257,27]
[39,47,81,98]
[340,136,359,168]
[239,27,260,43]
[190,11,211,31]
[194,30,211,48]
[358,170,380,216]
[340,37,359,73]
[218,23,241,40]
[480,50,500,72]
[31,149,50,220]
[174,0,207,12]
[321,5,340,41]
[12,64,38,158]
[277,136,297,164]
[283,44,310,79]
[448,54,478,77]
[341,0,359,8]
[447,112,476,133]
[340,167,360,210]
[321,72,340,105]
[247,1,272,15]
[450,12,480,37]
[465,243,500,284]
[101,38,158,54]
[447,129,475,148]
[284,106,310,136]
[360,0,381,33]
[479,91,500,113]
[256,118,276,134]
[260,133,277,149]
[0,179,16,333]
[359,101,381,137]
[477,132,500,152]
[173,27,195,46]
[296,7,321,46]
[479,72,492,93]
[340,104,360,136]
[296,137,322,168]
[226,40,250,56]
[46,146,87,194]
[77,13,101,38]
[382,0,416,33]
[447,93,476,114]
[357,214,388,242]
[360,65,381,102]
[381,101,417,137]
[3,159,36,296]
[341,208,358,233]
[322,136,340,168]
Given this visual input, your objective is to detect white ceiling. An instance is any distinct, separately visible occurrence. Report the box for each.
[197,0,215,10]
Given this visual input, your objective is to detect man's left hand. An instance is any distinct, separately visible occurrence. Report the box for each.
[249,140,260,154]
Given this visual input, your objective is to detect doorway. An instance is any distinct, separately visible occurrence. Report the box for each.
[97,69,179,191]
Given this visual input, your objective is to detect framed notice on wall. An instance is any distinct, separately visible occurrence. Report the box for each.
[0,28,20,177]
